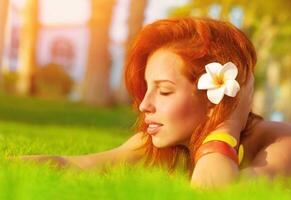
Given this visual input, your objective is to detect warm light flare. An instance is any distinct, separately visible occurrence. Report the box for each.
[39,0,91,25]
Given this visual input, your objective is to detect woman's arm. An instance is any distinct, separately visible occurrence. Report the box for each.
[20,147,131,171]
[191,153,239,188]
[191,74,254,188]
[190,123,242,189]
[17,132,147,171]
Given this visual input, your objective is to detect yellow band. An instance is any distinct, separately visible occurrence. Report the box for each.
[203,131,237,147]
[202,131,244,165]
[238,144,244,164]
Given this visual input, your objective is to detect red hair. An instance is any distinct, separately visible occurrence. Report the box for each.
[124,17,262,176]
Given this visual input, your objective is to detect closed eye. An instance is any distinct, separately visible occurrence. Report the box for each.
[159,92,172,96]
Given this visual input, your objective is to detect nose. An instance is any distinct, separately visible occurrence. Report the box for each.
[139,93,155,113]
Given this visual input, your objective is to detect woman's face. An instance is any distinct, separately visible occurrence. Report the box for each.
[139,48,209,148]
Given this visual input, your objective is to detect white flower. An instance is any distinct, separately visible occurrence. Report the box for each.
[197,62,240,104]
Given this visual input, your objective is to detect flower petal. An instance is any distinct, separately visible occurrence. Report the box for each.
[224,80,240,97]
[205,62,223,78]
[197,73,217,90]
[221,62,238,80]
[207,87,225,104]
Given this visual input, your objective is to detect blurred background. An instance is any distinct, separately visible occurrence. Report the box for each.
[0,0,290,121]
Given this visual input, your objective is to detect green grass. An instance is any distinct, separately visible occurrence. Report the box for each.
[0,92,290,200]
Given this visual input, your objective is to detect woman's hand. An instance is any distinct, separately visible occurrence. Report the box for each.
[214,73,255,141]
[8,155,70,169]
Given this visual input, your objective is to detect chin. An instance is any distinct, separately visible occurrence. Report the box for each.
[152,138,165,148]
[152,143,166,148]
[152,137,173,148]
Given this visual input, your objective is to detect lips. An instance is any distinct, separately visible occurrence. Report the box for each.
[145,119,163,135]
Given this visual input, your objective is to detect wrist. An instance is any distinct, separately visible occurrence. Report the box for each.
[197,132,245,165]
[213,120,242,141]
[195,140,239,165]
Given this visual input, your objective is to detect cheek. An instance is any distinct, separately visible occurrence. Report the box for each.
[163,96,203,128]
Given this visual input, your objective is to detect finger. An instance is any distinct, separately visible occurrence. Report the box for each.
[250,74,255,96]
[247,74,255,107]
[249,73,254,82]
[239,74,254,97]
[246,73,254,88]
[245,73,255,96]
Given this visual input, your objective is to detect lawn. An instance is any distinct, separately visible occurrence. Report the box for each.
[0,92,290,200]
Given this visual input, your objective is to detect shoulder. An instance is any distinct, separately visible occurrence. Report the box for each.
[242,120,291,149]
[259,120,291,136]
[243,120,291,177]
[256,120,291,147]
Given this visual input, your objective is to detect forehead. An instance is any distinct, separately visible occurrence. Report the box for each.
[145,49,185,82]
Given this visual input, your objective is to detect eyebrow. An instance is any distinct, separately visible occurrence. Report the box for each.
[153,80,176,85]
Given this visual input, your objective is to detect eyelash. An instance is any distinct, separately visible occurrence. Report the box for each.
[159,92,172,96]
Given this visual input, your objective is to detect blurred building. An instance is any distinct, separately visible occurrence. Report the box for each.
[37,27,89,83]
[2,2,21,71]
[2,0,90,100]
[2,0,191,100]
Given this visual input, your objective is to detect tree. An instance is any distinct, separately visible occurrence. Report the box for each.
[115,0,148,104]
[170,0,291,120]
[82,0,116,106]
[16,0,39,95]
[0,0,9,69]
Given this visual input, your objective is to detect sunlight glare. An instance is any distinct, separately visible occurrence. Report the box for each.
[39,0,91,25]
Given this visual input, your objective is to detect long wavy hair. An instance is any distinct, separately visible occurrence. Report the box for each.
[124,17,263,177]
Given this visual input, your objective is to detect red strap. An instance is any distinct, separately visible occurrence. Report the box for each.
[195,140,239,165]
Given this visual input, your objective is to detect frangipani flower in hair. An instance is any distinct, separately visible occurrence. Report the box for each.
[197,62,240,104]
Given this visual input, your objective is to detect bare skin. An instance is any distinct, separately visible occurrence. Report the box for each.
[18,122,291,179]
[14,49,291,188]
[240,120,291,177]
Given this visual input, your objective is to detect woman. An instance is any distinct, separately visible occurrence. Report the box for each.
[18,17,291,188]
